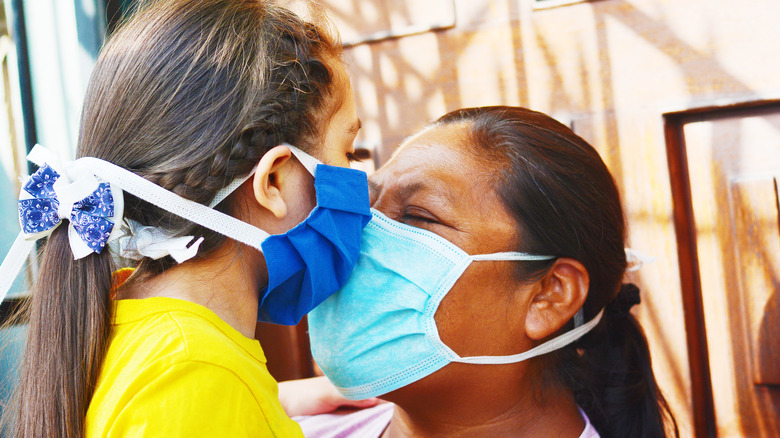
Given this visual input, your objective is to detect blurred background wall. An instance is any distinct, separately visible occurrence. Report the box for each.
[0,1,777,437]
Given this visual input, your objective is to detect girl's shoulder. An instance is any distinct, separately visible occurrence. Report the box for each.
[109,296,267,369]
[91,297,299,436]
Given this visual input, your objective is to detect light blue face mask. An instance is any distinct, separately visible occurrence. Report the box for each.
[307,209,604,400]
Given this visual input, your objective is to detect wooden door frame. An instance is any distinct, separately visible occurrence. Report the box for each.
[663,99,780,438]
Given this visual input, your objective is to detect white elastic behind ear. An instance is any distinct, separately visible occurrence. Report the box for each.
[210,143,320,207]
[625,248,655,272]
[283,143,320,176]
[450,309,604,365]
[469,252,555,262]
[210,165,258,208]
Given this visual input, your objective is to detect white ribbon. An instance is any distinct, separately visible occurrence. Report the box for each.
[119,219,204,264]
[451,309,605,365]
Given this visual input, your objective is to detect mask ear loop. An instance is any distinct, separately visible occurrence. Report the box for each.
[0,147,279,305]
[283,143,320,176]
[210,143,320,209]
[450,309,604,365]
[209,164,258,208]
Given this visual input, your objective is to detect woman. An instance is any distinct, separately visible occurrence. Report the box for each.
[299,106,678,437]
[0,0,371,436]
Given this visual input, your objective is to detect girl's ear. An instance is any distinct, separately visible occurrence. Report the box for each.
[251,145,295,219]
[524,258,590,340]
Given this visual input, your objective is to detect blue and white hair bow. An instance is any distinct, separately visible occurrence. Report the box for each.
[20,145,125,258]
[0,144,272,303]
[0,145,125,301]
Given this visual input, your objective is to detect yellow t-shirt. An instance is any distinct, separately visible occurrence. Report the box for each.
[85,296,303,437]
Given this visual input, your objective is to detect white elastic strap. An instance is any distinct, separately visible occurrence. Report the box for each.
[451,309,604,365]
[76,157,270,252]
[27,144,63,172]
[469,252,555,262]
[283,143,320,176]
[210,143,319,208]
[209,167,256,208]
[573,309,585,327]
[0,233,36,303]
[625,247,655,272]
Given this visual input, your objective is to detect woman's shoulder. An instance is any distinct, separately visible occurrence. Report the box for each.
[579,408,601,438]
[294,402,395,438]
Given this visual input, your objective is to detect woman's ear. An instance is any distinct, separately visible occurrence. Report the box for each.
[251,145,294,219]
[524,258,590,340]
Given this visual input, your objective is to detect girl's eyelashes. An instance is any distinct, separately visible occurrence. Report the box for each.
[346,152,361,163]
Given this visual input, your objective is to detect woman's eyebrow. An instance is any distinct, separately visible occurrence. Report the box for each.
[369,178,457,204]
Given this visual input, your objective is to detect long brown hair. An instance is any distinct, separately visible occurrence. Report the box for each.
[7,1,341,436]
[436,106,678,438]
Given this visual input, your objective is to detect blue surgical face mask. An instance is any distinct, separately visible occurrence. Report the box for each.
[211,144,372,325]
[307,209,604,400]
[256,146,371,325]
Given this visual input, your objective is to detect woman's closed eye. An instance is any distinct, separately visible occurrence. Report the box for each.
[400,206,440,225]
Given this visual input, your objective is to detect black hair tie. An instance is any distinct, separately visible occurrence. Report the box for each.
[608,283,641,318]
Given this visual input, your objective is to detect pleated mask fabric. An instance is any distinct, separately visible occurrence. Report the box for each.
[257,148,371,325]
[308,210,603,400]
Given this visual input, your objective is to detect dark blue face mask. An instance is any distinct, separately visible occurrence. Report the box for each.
[255,144,371,325]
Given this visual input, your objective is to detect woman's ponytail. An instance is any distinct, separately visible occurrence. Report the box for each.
[573,284,679,438]
[13,226,114,437]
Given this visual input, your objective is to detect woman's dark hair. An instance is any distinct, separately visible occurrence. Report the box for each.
[6,1,342,436]
[435,106,678,438]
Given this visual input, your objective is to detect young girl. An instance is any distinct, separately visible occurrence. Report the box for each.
[0,0,371,436]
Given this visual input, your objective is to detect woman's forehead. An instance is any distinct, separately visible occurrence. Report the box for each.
[372,124,500,209]
[389,123,492,183]
[371,122,518,253]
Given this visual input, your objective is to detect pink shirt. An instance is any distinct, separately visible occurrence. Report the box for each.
[294,403,601,437]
